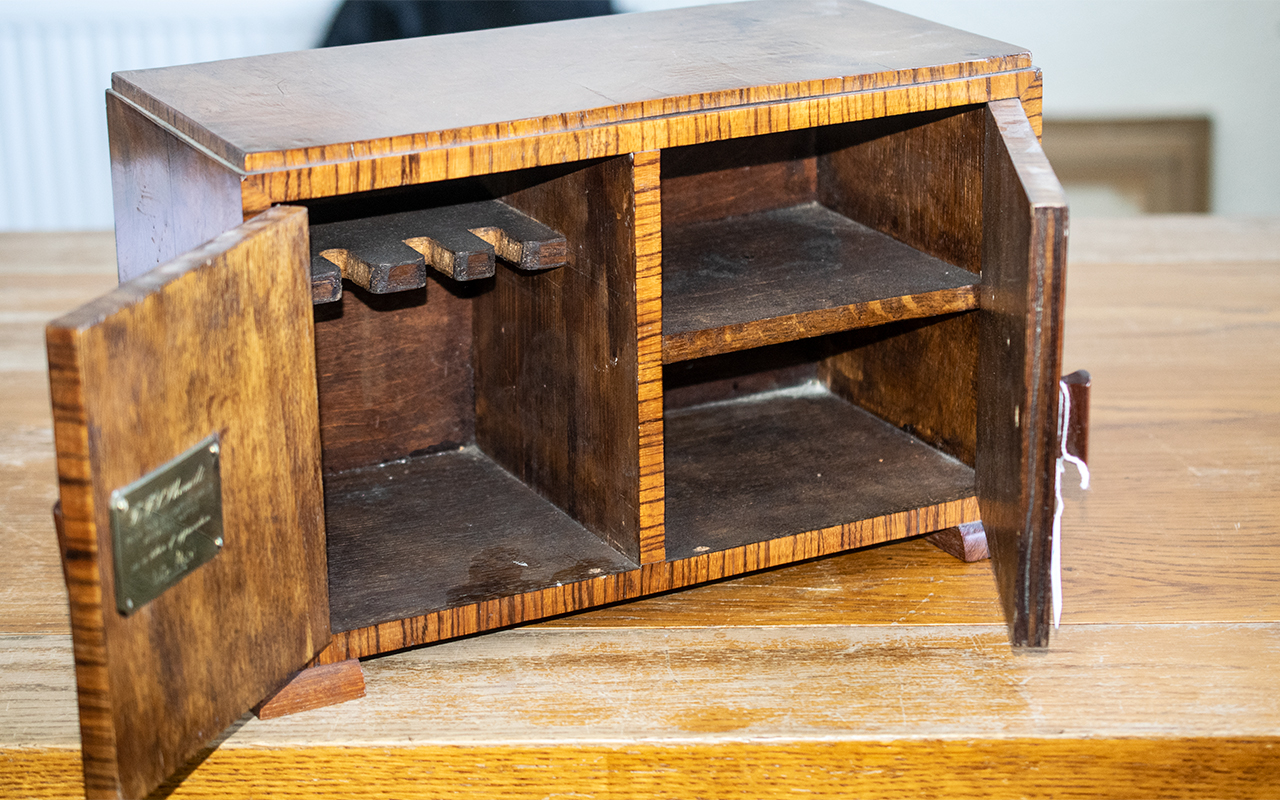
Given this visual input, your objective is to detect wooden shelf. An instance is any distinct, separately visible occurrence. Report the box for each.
[662,203,979,362]
[324,446,639,633]
[663,383,976,562]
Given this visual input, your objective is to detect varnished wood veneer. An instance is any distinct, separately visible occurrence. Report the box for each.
[977,99,1068,647]
[317,495,976,664]
[47,207,329,799]
[107,94,243,283]
[109,2,1031,172]
[50,4,1075,794]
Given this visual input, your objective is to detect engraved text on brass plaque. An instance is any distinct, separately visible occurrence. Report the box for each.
[110,434,224,615]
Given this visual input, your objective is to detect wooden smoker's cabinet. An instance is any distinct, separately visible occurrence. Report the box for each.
[48,2,1073,797]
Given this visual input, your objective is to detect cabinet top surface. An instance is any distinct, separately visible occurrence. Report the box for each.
[111,0,1028,172]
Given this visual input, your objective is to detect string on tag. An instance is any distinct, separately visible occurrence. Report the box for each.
[1052,378,1090,629]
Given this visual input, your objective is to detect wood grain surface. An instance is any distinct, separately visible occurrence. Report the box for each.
[976,100,1068,647]
[312,276,477,475]
[4,625,1280,798]
[109,1,1029,172]
[663,386,976,560]
[819,105,985,274]
[3,216,1277,796]
[44,208,330,799]
[475,157,644,563]
[1058,217,1280,625]
[106,94,243,283]
[252,660,364,722]
[324,447,640,633]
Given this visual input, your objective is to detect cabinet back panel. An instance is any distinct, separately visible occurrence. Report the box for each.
[314,279,477,475]
[663,339,823,411]
[818,106,986,274]
[661,129,818,228]
[821,312,978,466]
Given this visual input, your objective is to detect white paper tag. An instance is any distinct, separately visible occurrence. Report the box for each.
[1053,379,1090,628]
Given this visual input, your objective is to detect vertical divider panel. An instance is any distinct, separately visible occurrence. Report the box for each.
[474,156,646,564]
[633,150,667,564]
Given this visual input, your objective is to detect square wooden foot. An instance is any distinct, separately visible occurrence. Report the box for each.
[926,520,990,562]
[253,659,366,720]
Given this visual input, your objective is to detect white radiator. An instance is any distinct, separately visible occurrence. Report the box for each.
[0,1,338,231]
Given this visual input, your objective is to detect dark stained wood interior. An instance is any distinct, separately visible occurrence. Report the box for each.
[664,385,975,562]
[662,203,979,361]
[818,105,987,274]
[822,312,979,466]
[313,278,479,476]
[663,338,825,412]
[661,129,818,228]
[475,156,643,563]
[325,446,639,633]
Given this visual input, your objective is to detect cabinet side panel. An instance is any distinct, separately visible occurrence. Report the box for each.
[817,106,984,274]
[1019,70,1045,141]
[313,281,476,474]
[107,92,244,283]
[978,100,1067,648]
[47,207,329,799]
[822,313,977,466]
[475,157,643,563]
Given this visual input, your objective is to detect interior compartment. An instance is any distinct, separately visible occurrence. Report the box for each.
[309,157,646,633]
[659,106,987,558]
[662,329,976,561]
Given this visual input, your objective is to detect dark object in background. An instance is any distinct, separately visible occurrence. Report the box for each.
[322,1,614,46]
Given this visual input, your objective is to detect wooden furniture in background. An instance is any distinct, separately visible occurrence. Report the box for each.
[1041,117,1212,214]
[42,2,1077,797]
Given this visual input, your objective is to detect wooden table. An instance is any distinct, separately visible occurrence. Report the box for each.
[2,216,1278,798]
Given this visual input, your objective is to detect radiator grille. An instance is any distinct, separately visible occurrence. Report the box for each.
[0,2,337,231]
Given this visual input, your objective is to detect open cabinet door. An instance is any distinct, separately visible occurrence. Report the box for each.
[47,206,329,799]
[978,99,1068,648]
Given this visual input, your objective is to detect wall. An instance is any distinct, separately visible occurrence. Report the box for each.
[2,0,1276,229]
[619,0,1280,215]
[0,0,339,231]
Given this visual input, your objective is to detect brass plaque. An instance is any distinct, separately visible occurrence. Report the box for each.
[110,434,224,615]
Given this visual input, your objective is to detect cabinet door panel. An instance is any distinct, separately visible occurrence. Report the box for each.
[47,206,328,799]
[978,99,1068,647]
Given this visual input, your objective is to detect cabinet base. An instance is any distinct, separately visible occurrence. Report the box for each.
[926,521,990,562]
[254,659,366,720]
